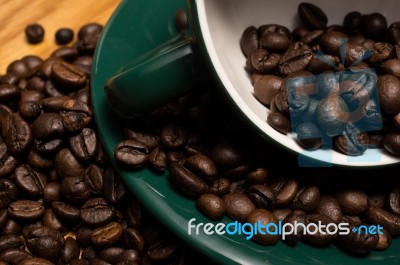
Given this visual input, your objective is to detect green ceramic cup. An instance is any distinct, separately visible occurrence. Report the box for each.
[104,0,400,167]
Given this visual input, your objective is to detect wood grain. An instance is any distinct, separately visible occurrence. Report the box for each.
[0,0,121,73]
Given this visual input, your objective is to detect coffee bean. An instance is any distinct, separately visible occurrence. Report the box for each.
[338,224,378,255]
[21,55,42,70]
[125,198,143,228]
[269,177,298,207]
[211,143,242,168]
[387,189,400,216]
[8,200,44,222]
[7,60,29,79]
[0,143,19,178]
[44,80,64,97]
[378,74,400,114]
[317,95,350,137]
[283,210,307,245]
[343,11,363,35]
[335,189,369,215]
[80,197,115,227]
[196,193,225,221]
[61,237,80,264]
[55,148,85,179]
[6,113,32,155]
[0,249,33,265]
[334,124,369,156]
[260,32,290,53]
[303,214,337,245]
[291,186,320,212]
[362,13,387,41]
[27,148,53,171]
[382,59,400,79]
[123,228,145,253]
[0,234,24,253]
[61,176,90,204]
[272,208,292,222]
[388,22,400,44]
[250,49,280,74]
[60,99,93,133]
[253,75,282,105]
[145,231,177,263]
[160,123,188,150]
[25,24,44,44]
[368,43,394,66]
[123,127,160,150]
[55,28,74,45]
[223,192,256,222]
[34,138,64,156]
[74,225,93,248]
[41,208,65,232]
[375,228,392,251]
[383,132,400,155]
[91,222,123,248]
[315,195,343,223]
[308,54,341,74]
[52,201,80,224]
[103,167,127,204]
[148,146,167,172]
[51,47,79,62]
[247,184,276,210]
[240,26,259,57]
[258,24,291,39]
[114,140,149,168]
[245,167,268,186]
[32,113,65,140]
[301,29,325,46]
[344,42,369,67]
[366,207,400,236]
[320,31,348,56]
[74,86,91,103]
[19,257,55,265]
[0,84,20,103]
[13,164,46,198]
[295,123,322,150]
[2,219,21,236]
[298,2,328,30]
[19,101,42,121]
[84,164,104,195]
[98,247,125,263]
[169,163,208,198]
[208,178,230,196]
[184,154,217,182]
[25,226,63,262]
[52,61,87,89]
[278,48,313,76]
[246,209,279,245]
[267,111,291,134]
[0,179,18,209]
[69,128,97,161]
[77,23,103,54]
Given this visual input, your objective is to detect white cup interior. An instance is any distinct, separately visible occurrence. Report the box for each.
[196,0,400,166]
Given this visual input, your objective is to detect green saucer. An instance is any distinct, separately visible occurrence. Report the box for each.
[92,0,400,264]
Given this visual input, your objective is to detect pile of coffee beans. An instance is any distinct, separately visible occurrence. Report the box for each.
[0,22,210,265]
[241,2,400,156]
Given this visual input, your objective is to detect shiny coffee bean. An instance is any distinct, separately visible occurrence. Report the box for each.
[8,200,44,222]
[169,163,208,198]
[315,195,343,223]
[69,128,97,161]
[52,61,87,89]
[114,140,149,168]
[77,23,103,54]
[382,59,400,78]
[80,197,115,227]
[303,214,337,245]
[123,228,145,253]
[19,101,42,121]
[51,47,79,62]
[258,24,291,39]
[245,167,268,186]
[368,43,394,66]
[388,22,400,44]
[335,189,369,215]
[25,23,45,44]
[343,11,362,35]
[61,237,81,264]
[34,138,64,156]
[362,13,387,41]
[247,184,276,210]
[55,148,85,179]
[74,225,93,248]
[2,219,21,236]
[334,124,369,156]
[52,201,80,224]
[84,164,104,195]
[0,143,19,178]
[338,225,378,255]
[375,228,392,251]
[223,192,256,222]
[0,179,18,209]
[25,226,63,262]
[267,112,291,134]
[269,177,298,207]
[320,31,348,56]
[13,164,46,198]
[148,146,167,172]
[60,99,92,133]
[211,143,242,168]
[0,234,24,254]
[103,167,127,204]
[41,208,65,232]
[317,95,350,136]
[260,32,290,52]
[55,28,74,45]
[0,84,20,103]
[18,257,55,265]
[366,207,400,236]
[61,176,90,204]
[160,123,188,150]
[253,75,282,106]
[98,247,125,263]
[250,49,280,74]
[91,222,123,248]
[291,186,320,212]
[246,209,279,245]
[368,191,386,208]
[6,114,32,155]
[209,178,230,196]
[32,113,65,140]
[185,154,217,182]
[123,126,160,150]
[387,189,400,216]
[295,123,322,150]
[196,193,225,220]
[278,48,313,76]
[283,210,307,245]
[0,249,33,265]
[298,2,328,30]
[174,9,188,32]
[383,132,400,155]
[240,26,259,57]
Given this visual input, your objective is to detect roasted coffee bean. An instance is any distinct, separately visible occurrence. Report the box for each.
[382,59,400,79]
[69,128,97,161]
[13,164,46,198]
[103,167,127,204]
[246,209,279,245]
[125,198,143,228]
[0,209,8,229]
[344,42,369,67]
[278,48,313,76]
[160,123,188,150]
[25,24,44,44]
[19,257,55,265]
[258,24,291,39]
[27,148,53,171]
[315,195,342,223]
[272,208,292,222]
[37,58,60,79]
[21,55,42,70]
[338,225,378,255]
[317,95,350,136]
[184,154,217,182]
[301,29,325,46]
[32,113,64,140]
[223,192,256,222]
[295,123,322,150]
[209,178,230,196]
[123,228,145,253]
[366,207,400,236]
[387,189,400,216]
[334,124,369,156]
[247,184,276,210]
[320,31,348,56]
[169,163,208,198]
[44,80,64,97]
[368,43,394,66]
[343,11,363,35]
[84,164,104,195]
[335,189,369,215]
[6,113,32,155]
[375,228,392,251]
[291,186,320,212]
[362,13,387,41]
[52,201,80,224]
[298,3,328,30]
[8,200,44,222]
[74,225,93,248]
[0,84,20,103]
[283,210,307,245]
[388,22,400,44]
[25,226,63,262]
[55,28,74,45]
[148,146,167,172]
[211,143,242,168]
[26,76,46,92]
[51,47,79,62]
[19,101,42,121]
[245,167,268,186]
[196,193,225,220]
[240,26,259,57]
[0,143,19,178]
[98,247,125,263]
[114,140,149,168]
[60,99,93,133]
[260,32,290,52]
[267,112,291,134]
[0,179,18,209]
[61,176,90,204]
[52,61,87,89]
[0,234,24,253]
[145,232,177,263]
[250,49,280,74]
[77,23,103,54]
[253,75,283,106]
[42,208,65,232]
[20,90,44,105]
[7,60,28,79]
[383,132,400,155]
[55,148,85,179]
[303,214,337,245]
[269,177,298,207]
[91,222,123,248]
[308,54,341,74]
[123,127,160,150]
[0,249,33,265]
[80,197,115,227]
[61,237,80,264]
[2,219,21,236]
[368,191,386,208]
[34,138,63,156]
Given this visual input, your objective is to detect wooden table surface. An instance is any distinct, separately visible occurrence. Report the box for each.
[0,0,121,73]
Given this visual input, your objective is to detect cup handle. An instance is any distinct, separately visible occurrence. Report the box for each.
[104,34,205,118]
